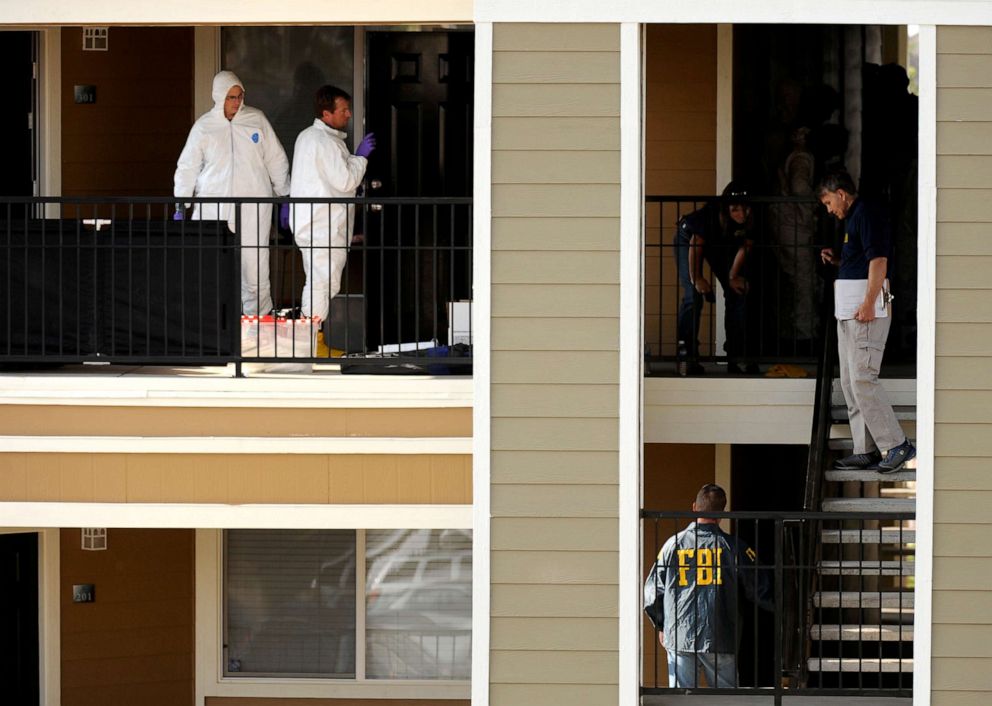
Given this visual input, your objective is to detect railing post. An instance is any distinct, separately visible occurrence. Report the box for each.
[775,518,784,706]
[232,199,243,377]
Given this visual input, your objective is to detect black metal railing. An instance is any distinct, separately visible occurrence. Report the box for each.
[645,194,829,374]
[642,510,914,703]
[0,196,472,374]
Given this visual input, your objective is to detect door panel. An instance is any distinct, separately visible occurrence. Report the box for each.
[0,533,40,706]
[363,31,474,348]
[0,32,35,196]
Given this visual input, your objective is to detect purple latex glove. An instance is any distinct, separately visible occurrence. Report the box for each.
[355,133,376,158]
[172,208,184,221]
[279,202,291,230]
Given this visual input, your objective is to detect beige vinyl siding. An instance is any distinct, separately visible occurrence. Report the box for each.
[933,25,992,704]
[490,23,621,706]
[0,453,471,504]
[643,25,718,357]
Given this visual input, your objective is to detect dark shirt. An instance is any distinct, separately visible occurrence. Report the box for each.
[838,197,892,280]
[679,203,753,254]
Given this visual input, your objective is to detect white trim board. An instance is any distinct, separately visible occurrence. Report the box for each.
[0,503,473,529]
[0,1,473,25]
[617,21,643,706]
[38,29,61,203]
[470,20,493,706]
[912,23,936,706]
[475,0,992,24]
[0,375,473,408]
[0,435,472,454]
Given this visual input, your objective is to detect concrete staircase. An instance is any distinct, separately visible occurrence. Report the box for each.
[807,383,915,689]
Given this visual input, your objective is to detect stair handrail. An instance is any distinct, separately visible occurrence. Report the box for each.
[795,275,837,686]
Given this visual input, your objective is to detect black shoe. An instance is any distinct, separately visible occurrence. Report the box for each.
[877,439,916,473]
[834,451,882,470]
[728,362,759,375]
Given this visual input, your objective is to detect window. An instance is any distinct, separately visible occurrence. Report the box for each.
[366,529,472,679]
[225,530,357,677]
[220,27,356,161]
[224,528,471,681]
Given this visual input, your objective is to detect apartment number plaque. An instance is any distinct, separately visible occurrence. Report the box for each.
[74,85,97,104]
[72,584,95,603]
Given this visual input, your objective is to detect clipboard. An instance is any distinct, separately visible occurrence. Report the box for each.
[834,279,889,320]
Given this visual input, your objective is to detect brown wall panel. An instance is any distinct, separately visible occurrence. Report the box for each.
[0,406,471,438]
[641,443,716,685]
[61,528,194,706]
[643,24,718,357]
[0,453,471,504]
[61,27,193,198]
[644,24,717,196]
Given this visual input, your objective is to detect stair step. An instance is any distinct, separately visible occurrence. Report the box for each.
[825,468,916,482]
[821,528,915,544]
[832,405,917,421]
[828,438,917,452]
[814,591,914,609]
[808,657,914,673]
[819,560,915,576]
[822,498,915,513]
[811,624,915,641]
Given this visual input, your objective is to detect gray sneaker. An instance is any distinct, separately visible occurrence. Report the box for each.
[877,439,916,473]
[834,451,882,470]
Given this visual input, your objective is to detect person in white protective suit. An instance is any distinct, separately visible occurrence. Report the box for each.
[174,70,290,316]
[289,85,375,322]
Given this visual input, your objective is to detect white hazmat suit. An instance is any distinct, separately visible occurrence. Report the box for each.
[289,119,368,322]
[174,71,290,316]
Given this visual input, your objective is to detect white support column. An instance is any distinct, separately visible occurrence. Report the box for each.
[470,20,493,706]
[34,529,61,706]
[193,27,220,119]
[619,21,644,706]
[715,24,734,191]
[714,24,734,357]
[912,23,937,706]
[715,444,732,532]
[38,28,61,206]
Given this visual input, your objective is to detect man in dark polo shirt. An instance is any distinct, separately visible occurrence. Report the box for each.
[819,171,915,472]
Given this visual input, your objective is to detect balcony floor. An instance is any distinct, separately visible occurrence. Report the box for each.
[0,363,472,408]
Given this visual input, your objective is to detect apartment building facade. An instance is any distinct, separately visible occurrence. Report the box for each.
[1,1,991,705]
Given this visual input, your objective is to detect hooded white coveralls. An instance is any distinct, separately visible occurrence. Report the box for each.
[174,71,290,316]
[289,119,367,322]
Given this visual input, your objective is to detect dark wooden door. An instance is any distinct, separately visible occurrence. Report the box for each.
[0,32,35,197]
[0,533,39,706]
[363,30,473,348]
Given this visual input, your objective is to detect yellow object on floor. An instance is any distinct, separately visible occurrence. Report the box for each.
[316,331,330,358]
[764,363,809,378]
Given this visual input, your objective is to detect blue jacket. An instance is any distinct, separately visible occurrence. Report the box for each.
[644,522,773,654]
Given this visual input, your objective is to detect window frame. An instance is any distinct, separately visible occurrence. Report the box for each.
[197,526,471,702]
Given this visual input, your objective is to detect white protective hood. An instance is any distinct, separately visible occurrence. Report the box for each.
[211,70,244,117]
